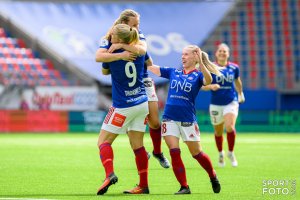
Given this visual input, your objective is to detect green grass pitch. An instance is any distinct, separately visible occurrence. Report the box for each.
[0,133,299,200]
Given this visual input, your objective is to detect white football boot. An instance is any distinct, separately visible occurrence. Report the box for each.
[227,151,238,167]
[218,151,225,167]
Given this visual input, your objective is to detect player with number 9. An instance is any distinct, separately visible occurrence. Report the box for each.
[96,9,170,169]
[95,24,150,195]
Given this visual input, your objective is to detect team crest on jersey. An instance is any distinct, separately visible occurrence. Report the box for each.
[188,76,194,80]
[139,33,145,39]
[100,38,109,46]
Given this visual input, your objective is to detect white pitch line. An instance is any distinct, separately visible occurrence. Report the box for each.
[0,198,56,200]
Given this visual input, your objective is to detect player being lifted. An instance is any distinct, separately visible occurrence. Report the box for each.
[95,24,150,195]
[202,43,245,167]
[148,45,221,194]
[96,9,170,168]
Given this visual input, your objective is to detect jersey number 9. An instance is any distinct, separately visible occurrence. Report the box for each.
[125,62,137,87]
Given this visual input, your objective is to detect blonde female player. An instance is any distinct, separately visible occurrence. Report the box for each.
[96,9,170,168]
[95,24,150,195]
[147,45,221,194]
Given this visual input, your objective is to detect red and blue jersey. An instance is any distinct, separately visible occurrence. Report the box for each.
[210,62,240,105]
[160,67,204,122]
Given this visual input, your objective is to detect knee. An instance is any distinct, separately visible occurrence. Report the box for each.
[214,131,223,137]
[190,149,201,157]
[148,118,160,129]
[97,140,103,149]
[129,139,143,150]
[225,125,235,133]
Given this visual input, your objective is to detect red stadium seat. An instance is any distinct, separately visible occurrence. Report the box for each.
[0,28,6,37]
[17,39,26,48]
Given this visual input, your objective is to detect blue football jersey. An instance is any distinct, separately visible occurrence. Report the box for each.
[99,38,147,107]
[210,62,240,105]
[160,67,204,122]
[143,52,150,78]
[108,50,147,108]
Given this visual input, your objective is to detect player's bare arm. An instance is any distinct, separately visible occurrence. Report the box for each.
[108,43,146,55]
[201,84,221,91]
[145,56,153,66]
[195,49,212,86]
[108,41,146,56]
[235,78,245,103]
[95,48,137,62]
[147,65,161,76]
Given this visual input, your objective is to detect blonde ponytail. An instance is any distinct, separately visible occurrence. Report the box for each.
[201,51,222,76]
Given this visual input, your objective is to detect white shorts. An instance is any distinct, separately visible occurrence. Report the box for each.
[101,101,149,134]
[161,120,201,142]
[143,77,158,102]
[209,101,239,125]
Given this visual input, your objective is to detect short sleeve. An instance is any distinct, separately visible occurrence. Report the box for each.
[160,67,173,79]
[145,52,150,61]
[99,38,110,49]
[138,30,146,41]
[102,62,109,69]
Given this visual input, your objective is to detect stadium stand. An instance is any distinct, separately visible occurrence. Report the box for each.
[201,0,300,91]
[0,27,77,87]
[0,0,299,132]
[0,0,299,112]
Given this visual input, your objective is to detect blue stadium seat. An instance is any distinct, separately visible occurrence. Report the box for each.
[293,39,299,47]
[259,59,265,66]
[276,48,283,58]
[239,11,245,18]
[294,49,300,57]
[272,0,279,9]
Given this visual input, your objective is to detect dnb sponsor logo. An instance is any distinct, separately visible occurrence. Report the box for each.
[262,179,296,195]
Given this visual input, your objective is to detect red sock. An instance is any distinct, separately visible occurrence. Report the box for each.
[149,127,162,154]
[193,152,216,178]
[99,142,114,178]
[170,148,188,187]
[215,134,223,152]
[134,146,148,188]
[227,130,236,152]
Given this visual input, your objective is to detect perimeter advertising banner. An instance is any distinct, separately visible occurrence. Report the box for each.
[0,110,68,132]
[23,86,99,111]
[1,110,300,133]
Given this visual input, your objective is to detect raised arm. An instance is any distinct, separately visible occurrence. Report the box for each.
[147,65,161,76]
[95,48,136,62]
[194,48,212,85]
[108,40,147,55]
